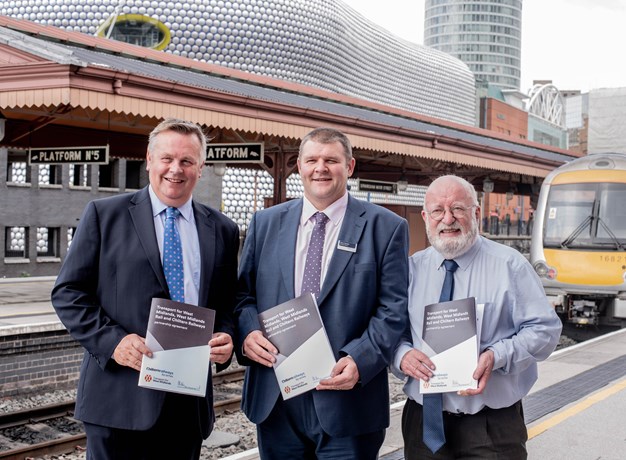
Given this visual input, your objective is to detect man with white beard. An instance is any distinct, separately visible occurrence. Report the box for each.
[392,175,561,460]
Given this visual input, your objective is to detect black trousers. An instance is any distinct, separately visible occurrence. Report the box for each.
[257,392,385,460]
[83,392,204,460]
[402,398,527,460]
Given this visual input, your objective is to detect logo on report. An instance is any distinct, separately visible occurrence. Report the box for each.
[284,386,291,394]
[144,375,153,383]
[423,381,430,389]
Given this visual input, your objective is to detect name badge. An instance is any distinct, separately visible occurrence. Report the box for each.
[337,240,357,253]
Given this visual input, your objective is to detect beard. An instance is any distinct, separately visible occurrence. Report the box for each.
[427,217,479,259]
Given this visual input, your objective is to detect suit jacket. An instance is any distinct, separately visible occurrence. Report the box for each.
[51,186,239,437]
[235,195,409,437]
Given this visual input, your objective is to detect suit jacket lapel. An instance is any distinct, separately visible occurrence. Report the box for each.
[278,200,302,300]
[194,203,215,308]
[318,196,366,305]
[128,187,169,294]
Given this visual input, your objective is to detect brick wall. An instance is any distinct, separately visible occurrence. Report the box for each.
[0,323,83,398]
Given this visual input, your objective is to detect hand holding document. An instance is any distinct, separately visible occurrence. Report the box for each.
[420,297,481,394]
[258,293,336,400]
[139,298,215,397]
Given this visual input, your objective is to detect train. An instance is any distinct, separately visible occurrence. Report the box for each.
[530,152,626,328]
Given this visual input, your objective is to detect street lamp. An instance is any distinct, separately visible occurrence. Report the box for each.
[213,164,226,177]
[483,177,494,193]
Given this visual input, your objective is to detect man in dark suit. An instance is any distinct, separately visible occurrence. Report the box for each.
[235,127,409,459]
[51,118,240,459]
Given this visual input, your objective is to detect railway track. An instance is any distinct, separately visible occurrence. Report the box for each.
[0,367,246,459]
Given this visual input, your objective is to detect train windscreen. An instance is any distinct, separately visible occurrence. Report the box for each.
[543,183,626,249]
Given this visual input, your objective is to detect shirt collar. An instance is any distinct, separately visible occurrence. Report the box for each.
[434,234,482,272]
[300,192,349,228]
[148,185,194,222]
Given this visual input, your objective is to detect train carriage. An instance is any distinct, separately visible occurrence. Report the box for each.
[530,153,626,327]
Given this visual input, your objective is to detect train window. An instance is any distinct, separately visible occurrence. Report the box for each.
[597,185,626,240]
[544,183,626,248]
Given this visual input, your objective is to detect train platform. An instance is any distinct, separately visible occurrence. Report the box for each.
[219,325,626,460]
[0,276,60,334]
[1,278,626,459]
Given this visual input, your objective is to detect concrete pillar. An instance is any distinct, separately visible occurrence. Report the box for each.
[118,158,127,192]
[0,147,7,187]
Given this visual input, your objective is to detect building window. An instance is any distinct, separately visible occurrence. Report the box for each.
[38,164,62,185]
[70,164,90,187]
[67,227,76,250]
[126,160,143,189]
[36,227,60,258]
[7,161,29,184]
[5,226,28,258]
[96,14,171,50]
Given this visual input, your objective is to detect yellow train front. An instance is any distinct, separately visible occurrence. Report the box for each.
[530,153,626,327]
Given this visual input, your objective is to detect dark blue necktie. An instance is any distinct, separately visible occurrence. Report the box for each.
[301,212,329,298]
[163,207,184,303]
[423,259,459,453]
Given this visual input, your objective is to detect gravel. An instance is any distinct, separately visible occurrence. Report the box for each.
[0,334,579,459]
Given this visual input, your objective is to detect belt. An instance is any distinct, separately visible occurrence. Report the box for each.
[442,400,521,417]
[443,406,489,417]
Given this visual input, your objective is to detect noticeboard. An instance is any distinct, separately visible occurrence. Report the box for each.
[357,179,398,194]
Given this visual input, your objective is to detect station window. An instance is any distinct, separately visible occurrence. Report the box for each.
[5,226,28,259]
[6,160,29,184]
[67,227,76,250]
[36,227,60,258]
[98,159,119,189]
[126,160,144,189]
[70,164,90,187]
[38,164,62,185]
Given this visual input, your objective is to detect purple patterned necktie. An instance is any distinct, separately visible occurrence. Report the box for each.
[163,207,184,303]
[301,212,329,297]
[423,259,458,453]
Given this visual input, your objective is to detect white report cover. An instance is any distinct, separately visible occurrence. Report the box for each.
[139,298,215,397]
[258,293,336,400]
[420,297,479,394]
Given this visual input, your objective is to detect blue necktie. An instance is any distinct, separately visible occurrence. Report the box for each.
[423,259,459,453]
[163,207,184,303]
[301,212,329,298]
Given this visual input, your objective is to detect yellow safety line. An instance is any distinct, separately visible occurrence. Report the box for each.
[527,377,626,439]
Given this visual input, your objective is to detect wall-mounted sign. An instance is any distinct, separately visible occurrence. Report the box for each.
[206,143,264,163]
[28,146,109,165]
[357,179,398,194]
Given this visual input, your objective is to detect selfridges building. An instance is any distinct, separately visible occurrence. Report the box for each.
[1,0,477,125]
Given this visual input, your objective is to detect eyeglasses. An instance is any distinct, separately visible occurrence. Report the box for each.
[426,205,476,221]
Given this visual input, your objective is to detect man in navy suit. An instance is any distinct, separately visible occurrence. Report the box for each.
[236,127,409,459]
[51,118,240,459]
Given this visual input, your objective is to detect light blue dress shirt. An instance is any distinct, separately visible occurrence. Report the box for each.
[149,186,201,306]
[392,236,562,414]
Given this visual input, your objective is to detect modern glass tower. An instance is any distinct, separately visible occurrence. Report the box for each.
[424,0,523,90]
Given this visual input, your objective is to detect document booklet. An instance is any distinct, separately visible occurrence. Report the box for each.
[420,297,479,394]
[258,293,336,400]
[139,298,215,397]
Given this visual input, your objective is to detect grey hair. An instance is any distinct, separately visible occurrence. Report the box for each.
[427,175,479,206]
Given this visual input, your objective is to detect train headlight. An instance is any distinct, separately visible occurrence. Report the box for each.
[533,261,557,280]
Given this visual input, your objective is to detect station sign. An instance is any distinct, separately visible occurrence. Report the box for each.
[205,143,264,164]
[357,179,398,194]
[28,146,109,165]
